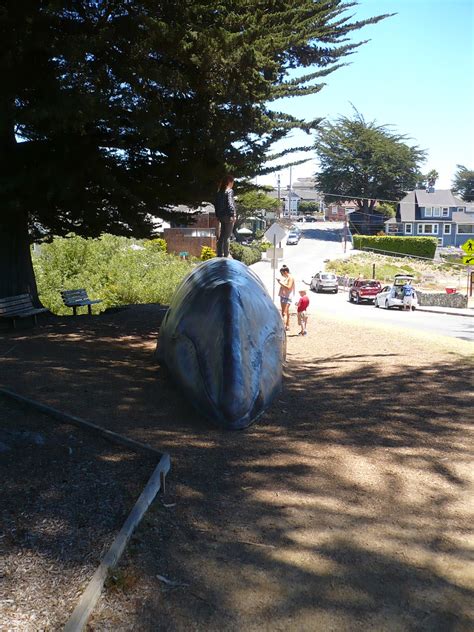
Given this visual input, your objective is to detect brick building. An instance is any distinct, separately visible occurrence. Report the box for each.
[163,205,219,257]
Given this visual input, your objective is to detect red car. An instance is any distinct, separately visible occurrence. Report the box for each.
[349,279,382,304]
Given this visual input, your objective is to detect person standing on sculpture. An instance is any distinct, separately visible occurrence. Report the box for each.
[277,265,295,331]
[215,175,236,257]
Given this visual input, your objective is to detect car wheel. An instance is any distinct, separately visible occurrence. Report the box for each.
[355,294,360,304]
[349,293,353,303]
[375,298,379,307]
[334,289,338,294]
[385,300,390,309]
[412,306,416,311]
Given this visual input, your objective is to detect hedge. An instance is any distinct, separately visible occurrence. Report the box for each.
[353,235,437,259]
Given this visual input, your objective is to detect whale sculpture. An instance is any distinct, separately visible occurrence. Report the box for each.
[156,258,286,430]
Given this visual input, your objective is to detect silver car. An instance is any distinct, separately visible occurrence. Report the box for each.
[310,272,338,293]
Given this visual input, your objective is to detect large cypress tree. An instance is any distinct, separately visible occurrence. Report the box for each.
[314,110,426,225]
[0,1,389,300]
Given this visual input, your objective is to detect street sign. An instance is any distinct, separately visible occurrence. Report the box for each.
[266,247,284,259]
[462,255,474,265]
[461,239,474,254]
[264,223,286,244]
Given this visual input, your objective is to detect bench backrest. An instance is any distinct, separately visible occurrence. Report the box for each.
[0,294,35,316]
[61,289,89,305]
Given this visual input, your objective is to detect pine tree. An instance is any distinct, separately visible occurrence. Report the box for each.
[452,165,474,202]
[314,110,426,231]
[0,1,390,299]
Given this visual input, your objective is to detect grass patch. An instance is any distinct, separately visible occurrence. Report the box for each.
[327,253,466,290]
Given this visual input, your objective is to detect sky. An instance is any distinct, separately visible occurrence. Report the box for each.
[258,0,474,196]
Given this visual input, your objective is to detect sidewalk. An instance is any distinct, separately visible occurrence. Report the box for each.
[416,304,474,318]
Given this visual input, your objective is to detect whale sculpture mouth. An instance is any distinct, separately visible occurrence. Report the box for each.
[156,258,285,429]
[167,329,281,430]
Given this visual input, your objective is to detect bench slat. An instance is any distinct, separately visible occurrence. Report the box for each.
[0,295,33,308]
[0,294,47,326]
[60,289,102,314]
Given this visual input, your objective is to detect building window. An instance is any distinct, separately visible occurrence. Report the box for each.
[418,223,438,234]
[437,238,443,245]
[425,207,432,217]
[458,224,474,234]
[442,207,449,217]
[331,208,337,215]
[457,207,465,212]
[433,207,441,217]
[444,224,451,234]
[405,223,412,234]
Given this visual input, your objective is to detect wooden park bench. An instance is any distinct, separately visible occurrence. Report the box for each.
[60,289,103,316]
[0,294,48,328]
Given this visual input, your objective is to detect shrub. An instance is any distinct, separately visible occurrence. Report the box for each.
[200,245,216,261]
[143,237,167,252]
[33,234,193,315]
[230,242,261,265]
[258,240,272,252]
[353,235,437,259]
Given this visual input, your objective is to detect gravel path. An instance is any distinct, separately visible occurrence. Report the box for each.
[1,306,473,630]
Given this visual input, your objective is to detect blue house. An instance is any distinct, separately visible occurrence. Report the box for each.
[385,189,474,247]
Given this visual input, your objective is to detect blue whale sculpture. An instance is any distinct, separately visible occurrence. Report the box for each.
[155,258,286,430]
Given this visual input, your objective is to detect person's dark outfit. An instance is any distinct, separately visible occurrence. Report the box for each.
[215,189,236,257]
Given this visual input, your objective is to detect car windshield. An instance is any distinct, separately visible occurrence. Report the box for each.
[320,274,335,279]
[362,281,380,287]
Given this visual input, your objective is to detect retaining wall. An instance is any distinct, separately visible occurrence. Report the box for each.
[416,291,468,308]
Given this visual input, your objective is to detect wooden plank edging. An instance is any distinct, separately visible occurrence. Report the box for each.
[0,386,171,631]
[64,453,171,631]
[0,387,165,458]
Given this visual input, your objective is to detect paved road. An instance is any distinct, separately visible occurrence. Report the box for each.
[252,222,474,343]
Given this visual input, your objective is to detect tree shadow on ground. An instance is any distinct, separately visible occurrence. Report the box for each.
[301,226,343,243]
[1,308,473,630]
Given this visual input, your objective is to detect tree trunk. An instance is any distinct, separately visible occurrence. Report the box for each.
[0,209,41,305]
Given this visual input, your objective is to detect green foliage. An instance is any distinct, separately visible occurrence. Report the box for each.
[452,165,474,202]
[299,201,320,214]
[259,241,272,252]
[230,243,262,266]
[314,110,426,213]
[33,234,192,315]
[326,252,463,287]
[352,235,437,259]
[375,202,397,218]
[200,246,216,261]
[2,2,391,239]
[235,190,279,232]
[143,238,167,253]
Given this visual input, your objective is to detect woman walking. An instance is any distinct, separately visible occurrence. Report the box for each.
[215,175,236,257]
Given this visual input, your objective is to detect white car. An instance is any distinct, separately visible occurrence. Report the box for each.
[374,275,418,310]
[310,272,338,293]
[286,232,300,245]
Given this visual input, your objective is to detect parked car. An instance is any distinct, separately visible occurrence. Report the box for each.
[286,232,300,245]
[374,275,418,310]
[349,279,382,304]
[304,216,318,222]
[310,272,338,293]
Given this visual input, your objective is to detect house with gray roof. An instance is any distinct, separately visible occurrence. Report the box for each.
[385,189,474,247]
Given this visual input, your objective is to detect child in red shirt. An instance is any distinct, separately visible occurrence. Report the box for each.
[296,288,309,336]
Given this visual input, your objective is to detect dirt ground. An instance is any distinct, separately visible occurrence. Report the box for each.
[0,306,473,631]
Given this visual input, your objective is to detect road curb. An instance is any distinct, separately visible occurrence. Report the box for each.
[416,307,474,318]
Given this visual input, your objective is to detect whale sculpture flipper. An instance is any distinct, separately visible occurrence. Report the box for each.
[156,258,285,429]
